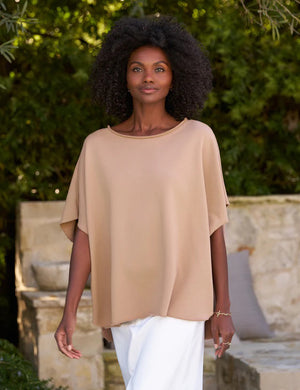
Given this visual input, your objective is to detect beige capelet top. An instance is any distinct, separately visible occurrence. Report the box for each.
[60,118,229,331]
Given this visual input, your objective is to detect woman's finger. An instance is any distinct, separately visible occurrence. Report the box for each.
[211,324,220,356]
[58,341,81,359]
[55,329,81,359]
[66,327,73,352]
[216,331,233,358]
[214,317,235,358]
[216,341,230,358]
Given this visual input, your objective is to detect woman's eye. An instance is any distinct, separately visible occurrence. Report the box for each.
[130,66,165,72]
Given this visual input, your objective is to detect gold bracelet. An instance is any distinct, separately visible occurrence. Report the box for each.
[214,310,231,318]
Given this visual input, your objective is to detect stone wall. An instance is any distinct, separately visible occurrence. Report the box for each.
[224,195,300,334]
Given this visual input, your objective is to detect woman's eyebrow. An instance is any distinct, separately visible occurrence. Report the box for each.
[128,60,170,66]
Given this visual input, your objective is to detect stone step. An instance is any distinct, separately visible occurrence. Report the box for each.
[204,373,217,390]
[216,336,300,390]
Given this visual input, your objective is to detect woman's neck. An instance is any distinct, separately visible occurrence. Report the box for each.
[126,104,177,136]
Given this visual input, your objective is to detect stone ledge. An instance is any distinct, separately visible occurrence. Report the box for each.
[17,200,65,219]
[20,289,92,308]
[228,194,300,205]
[216,335,300,390]
[18,195,300,213]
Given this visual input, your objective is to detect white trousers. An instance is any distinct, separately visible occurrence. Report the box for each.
[111,316,205,390]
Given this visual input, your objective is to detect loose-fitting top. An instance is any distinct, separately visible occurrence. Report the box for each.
[60,118,229,331]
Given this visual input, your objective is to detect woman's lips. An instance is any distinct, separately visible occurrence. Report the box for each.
[139,87,158,93]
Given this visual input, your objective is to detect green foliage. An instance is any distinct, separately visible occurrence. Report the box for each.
[0,1,37,63]
[140,0,300,195]
[238,0,300,39]
[0,339,67,389]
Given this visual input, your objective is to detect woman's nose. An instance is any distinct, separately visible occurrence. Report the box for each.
[143,69,154,83]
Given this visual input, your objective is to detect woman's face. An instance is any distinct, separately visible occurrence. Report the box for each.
[126,45,173,105]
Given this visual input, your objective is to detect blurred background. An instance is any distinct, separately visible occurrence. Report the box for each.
[0,0,299,346]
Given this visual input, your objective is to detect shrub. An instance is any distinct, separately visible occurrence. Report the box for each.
[0,339,67,390]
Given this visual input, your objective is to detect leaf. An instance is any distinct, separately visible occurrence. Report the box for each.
[0,50,14,63]
[0,38,17,47]
[21,1,28,18]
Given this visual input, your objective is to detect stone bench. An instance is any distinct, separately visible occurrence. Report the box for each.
[216,335,300,390]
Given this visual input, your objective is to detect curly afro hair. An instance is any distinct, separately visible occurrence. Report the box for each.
[90,15,212,121]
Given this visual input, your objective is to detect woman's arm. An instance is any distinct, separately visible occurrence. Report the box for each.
[54,226,91,359]
[210,225,235,358]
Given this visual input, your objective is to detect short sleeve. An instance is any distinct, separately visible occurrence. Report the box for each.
[203,129,229,235]
[60,141,88,241]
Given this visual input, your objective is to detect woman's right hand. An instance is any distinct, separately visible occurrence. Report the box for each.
[54,314,82,359]
[54,227,90,359]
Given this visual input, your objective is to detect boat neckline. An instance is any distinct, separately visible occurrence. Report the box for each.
[107,117,188,139]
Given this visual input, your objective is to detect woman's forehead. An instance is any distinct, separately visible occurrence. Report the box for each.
[128,46,170,64]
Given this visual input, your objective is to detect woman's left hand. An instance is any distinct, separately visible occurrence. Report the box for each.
[210,313,235,358]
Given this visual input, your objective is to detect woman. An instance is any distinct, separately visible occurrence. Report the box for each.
[55,15,235,389]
